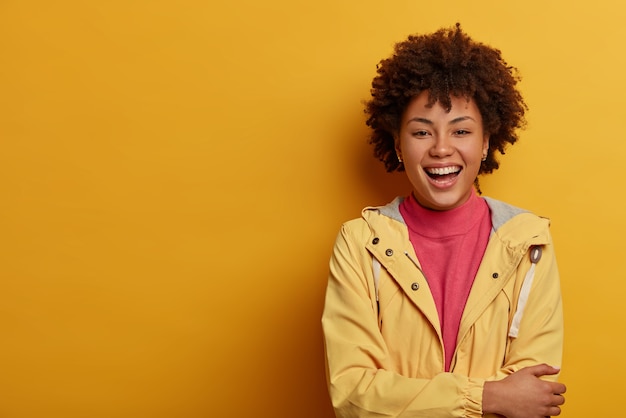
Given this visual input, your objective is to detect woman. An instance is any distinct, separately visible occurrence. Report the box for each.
[322,24,566,418]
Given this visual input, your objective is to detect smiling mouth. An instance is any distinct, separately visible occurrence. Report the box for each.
[425,166,461,183]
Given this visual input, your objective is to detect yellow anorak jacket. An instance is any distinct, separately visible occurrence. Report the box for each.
[322,197,563,417]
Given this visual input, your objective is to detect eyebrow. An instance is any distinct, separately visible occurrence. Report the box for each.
[406,116,477,126]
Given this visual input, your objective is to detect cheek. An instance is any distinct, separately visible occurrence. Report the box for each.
[465,142,487,160]
[403,161,425,182]
[400,141,428,161]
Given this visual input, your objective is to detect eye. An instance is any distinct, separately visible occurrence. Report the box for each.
[412,130,430,138]
[454,129,471,136]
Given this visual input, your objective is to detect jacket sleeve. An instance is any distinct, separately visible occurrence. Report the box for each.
[322,222,485,418]
[494,235,564,381]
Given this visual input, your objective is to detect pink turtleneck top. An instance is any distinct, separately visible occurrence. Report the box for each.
[399,191,492,372]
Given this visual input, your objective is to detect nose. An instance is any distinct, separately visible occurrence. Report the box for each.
[429,134,454,158]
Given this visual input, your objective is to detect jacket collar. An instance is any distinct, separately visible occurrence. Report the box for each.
[362,195,551,249]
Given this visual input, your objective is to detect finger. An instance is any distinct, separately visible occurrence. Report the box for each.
[550,382,567,395]
[552,393,566,406]
[547,405,562,416]
[528,363,560,377]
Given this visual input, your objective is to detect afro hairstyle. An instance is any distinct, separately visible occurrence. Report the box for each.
[365,23,527,182]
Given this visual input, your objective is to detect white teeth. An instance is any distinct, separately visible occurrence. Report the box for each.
[426,166,461,175]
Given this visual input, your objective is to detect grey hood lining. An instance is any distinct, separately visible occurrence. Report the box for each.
[371,195,528,232]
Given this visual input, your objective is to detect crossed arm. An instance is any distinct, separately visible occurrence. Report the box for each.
[322,224,566,417]
[483,364,566,417]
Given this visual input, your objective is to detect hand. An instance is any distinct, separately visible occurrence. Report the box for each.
[483,364,566,418]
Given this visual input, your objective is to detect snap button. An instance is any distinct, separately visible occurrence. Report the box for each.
[492,272,499,279]
[411,282,419,291]
[530,246,542,263]
[372,237,379,245]
[385,249,393,256]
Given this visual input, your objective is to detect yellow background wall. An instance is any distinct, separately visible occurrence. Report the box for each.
[0,1,623,417]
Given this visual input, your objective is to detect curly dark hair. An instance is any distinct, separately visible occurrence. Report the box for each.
[365,23,527,183]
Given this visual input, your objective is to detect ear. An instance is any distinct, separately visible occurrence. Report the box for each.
[394,135,403,161]
[482,135,490,158]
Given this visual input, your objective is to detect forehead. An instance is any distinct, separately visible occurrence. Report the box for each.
[403,91,481,121]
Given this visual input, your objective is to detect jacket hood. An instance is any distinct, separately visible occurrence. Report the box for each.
[363,196,551,250]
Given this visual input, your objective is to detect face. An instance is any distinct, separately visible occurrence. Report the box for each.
[396,90,489,211]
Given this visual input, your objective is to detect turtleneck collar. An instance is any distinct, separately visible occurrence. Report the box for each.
[400,190,486,239]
